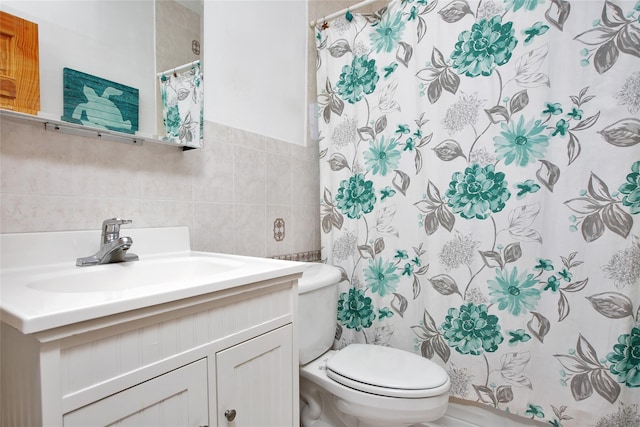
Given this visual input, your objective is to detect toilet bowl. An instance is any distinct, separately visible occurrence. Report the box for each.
[298,263,450,427]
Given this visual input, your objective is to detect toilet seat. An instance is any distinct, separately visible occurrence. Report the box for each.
[325,344,449,398]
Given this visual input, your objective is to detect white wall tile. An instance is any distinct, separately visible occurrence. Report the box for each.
[1,116,319,258]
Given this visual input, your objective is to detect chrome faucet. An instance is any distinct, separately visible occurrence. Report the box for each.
[76,218,139,267]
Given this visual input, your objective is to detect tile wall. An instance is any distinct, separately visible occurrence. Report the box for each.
[0,117,320,258]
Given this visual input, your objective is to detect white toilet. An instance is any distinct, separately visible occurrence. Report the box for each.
[298,263,450,427]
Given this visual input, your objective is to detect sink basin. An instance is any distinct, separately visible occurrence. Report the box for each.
[1,226,306,334]
[27,256,244,293]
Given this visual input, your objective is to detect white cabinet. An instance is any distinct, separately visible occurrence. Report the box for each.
[64,359,209,427]
[1,276,300,427]
[217,325,293,427]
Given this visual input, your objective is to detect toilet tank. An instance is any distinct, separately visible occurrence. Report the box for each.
[298,263,341,365]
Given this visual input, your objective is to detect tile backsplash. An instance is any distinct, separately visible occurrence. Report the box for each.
[0,117,320,258]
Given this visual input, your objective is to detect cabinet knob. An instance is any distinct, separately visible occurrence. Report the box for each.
[224,409,237,421]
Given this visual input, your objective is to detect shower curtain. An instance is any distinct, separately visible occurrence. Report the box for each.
[159,61,203,147]
[315,1,640,425]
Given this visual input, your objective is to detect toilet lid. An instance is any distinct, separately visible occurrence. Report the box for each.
[325,344,449,398]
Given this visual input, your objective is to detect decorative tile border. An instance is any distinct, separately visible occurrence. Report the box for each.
[271,250,321,263]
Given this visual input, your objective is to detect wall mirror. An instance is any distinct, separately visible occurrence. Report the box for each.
[0,0,203,148]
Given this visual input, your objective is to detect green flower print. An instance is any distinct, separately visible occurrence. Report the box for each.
[534,258,554,271]
[542,102,563,115]
[505,0,544,12]
[364,258,400,297]
[164,104,181,137]
[488,267,541,316]
[522,22,549,45]
[515,179,541,198]
[619,161,640,214]
[552,119,569,137]
[450,16,518,78]
[364,136,401,176]
[544,275,560,292]
[524,404,545,419]
[445,164,511,220]
[370,11,405,53]
[336,55,380,104]
[337,288,376,331]
[494,116,549,166]
[508,329,532,345]
[607,326,640,388]
[335,174,376,219]
[379,307,394,319]
[441,302,504,355]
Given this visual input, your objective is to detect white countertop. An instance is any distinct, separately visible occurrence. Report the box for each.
[1,227,306,334]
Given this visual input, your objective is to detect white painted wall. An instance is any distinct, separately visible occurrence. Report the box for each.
[204,0,308,145]
[2,1,156,135]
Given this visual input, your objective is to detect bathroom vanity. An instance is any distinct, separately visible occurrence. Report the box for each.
[0,227,305,427]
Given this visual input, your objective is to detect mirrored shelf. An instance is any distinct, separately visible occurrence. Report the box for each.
[0,110,198,150]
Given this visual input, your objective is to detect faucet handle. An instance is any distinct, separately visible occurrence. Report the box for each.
[101,218,133,243]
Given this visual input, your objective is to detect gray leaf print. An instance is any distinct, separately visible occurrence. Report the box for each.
[438,0,473,23]
[428,80,443,104]
[328,39,351,58]
[437,205,456,232]
[390,292,408,317]
[504,242,522,264]
[515,72,550,88]
[485,105,509,123]
[424,211,439,235]
[593,39,619,74]
[375,115,387,134]
[582,212,605,242]
[508,203,540,229]
[567,132,581,165]
[536,160,561,192]
[473,385,497,405]
[586,292,634,319]
[574,27,617,46]
[392,169,411,195]
[396,42,413,67]
[479,250,503,268]
[587,173,613,202]
[528,311,551,342]
[571,112,600,131]
[555,355,591,374]
[433,336,451,363]
[328,153,350,171]
[440,68,460,95]
[599,118,640,147]
[564,197,602,215]
[509,90,529,115]
[417,17,427,43]
[602,204,632,238]
[496,386,514,403]
[177,88,190,101]
[558,291,570,321]
[413,275,421,299]
[601,1,630,28]
[515,45,549,77]
[509,227,543,243]
[545,0,571,30]
[433,139,466,161]
[576,334,601,368]
[617,24,640,58]
[428,274,461,296]
[590,369,620,404]
[571,373,593,401]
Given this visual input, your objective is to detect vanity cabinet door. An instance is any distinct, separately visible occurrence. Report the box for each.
[64,359,209,427]
[216,325,293,427]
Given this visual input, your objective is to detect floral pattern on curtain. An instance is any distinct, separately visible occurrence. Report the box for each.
[315,1,640,425]
[159,61,203,147]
